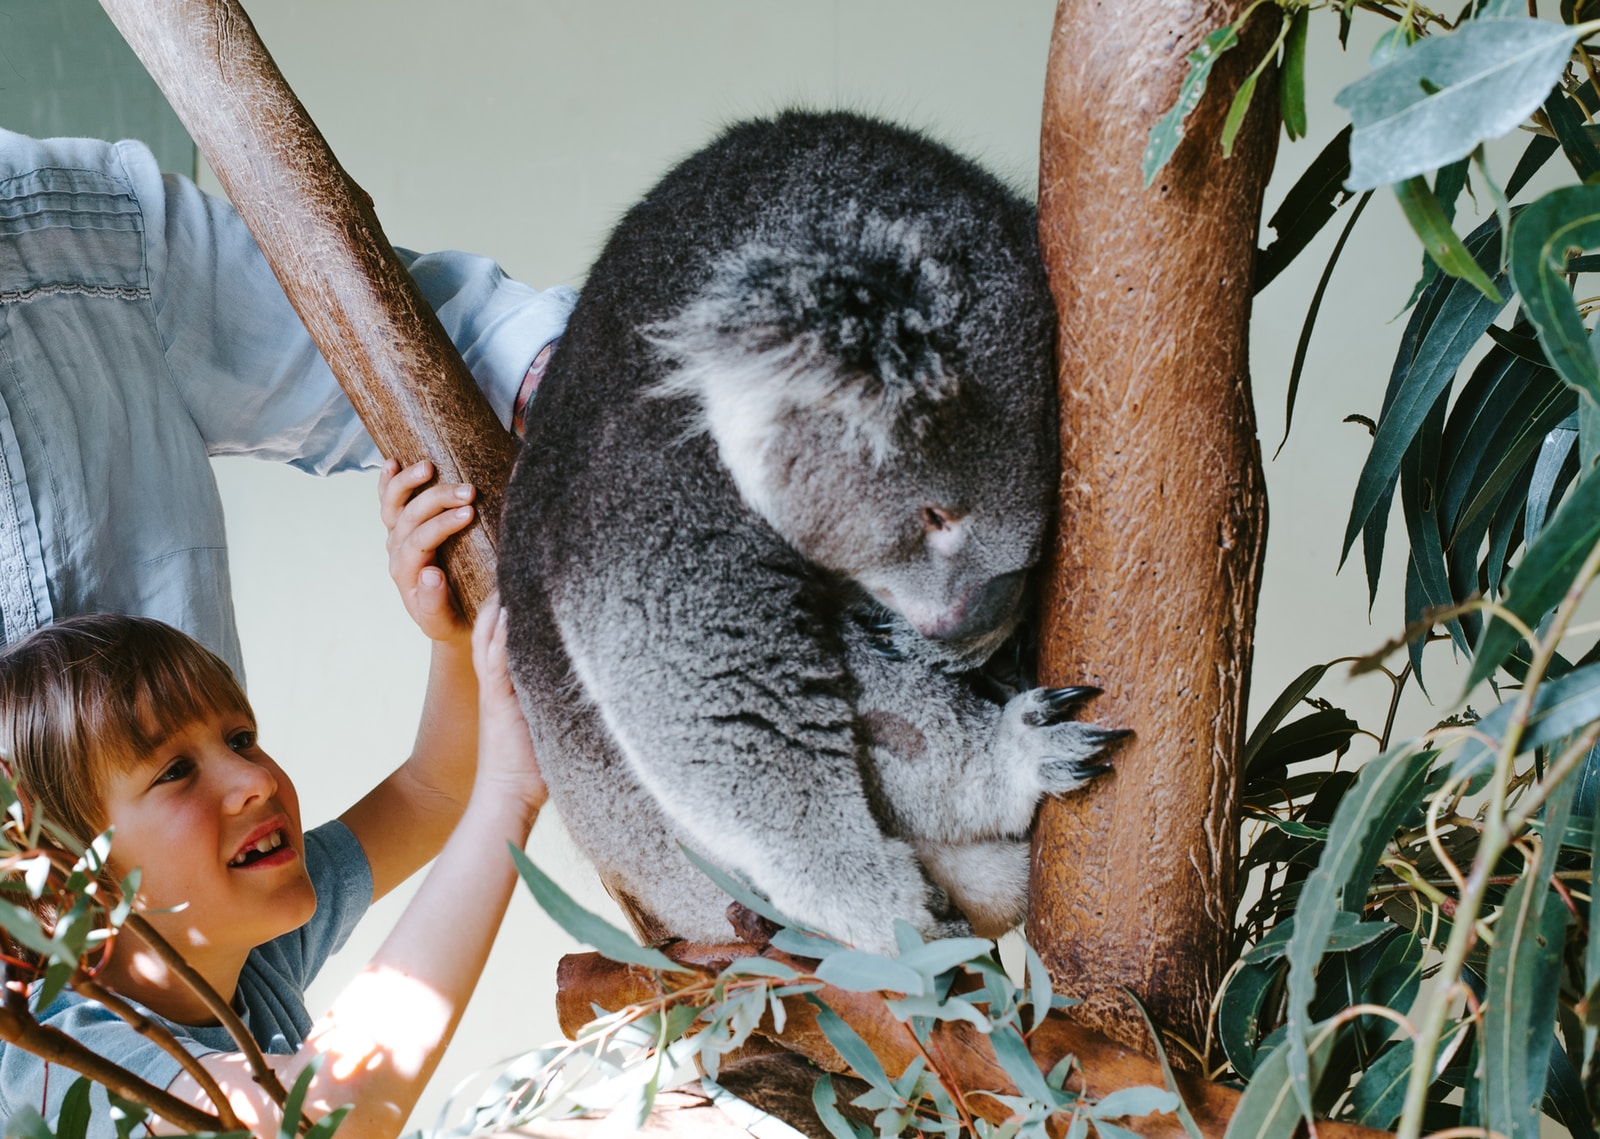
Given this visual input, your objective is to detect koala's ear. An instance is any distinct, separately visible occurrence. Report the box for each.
[648,224,967,453]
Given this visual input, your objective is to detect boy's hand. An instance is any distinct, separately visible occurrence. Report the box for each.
[472,592,547,811]
[380,459,475,644]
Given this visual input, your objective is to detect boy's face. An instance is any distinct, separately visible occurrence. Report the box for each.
[101,706,316,963]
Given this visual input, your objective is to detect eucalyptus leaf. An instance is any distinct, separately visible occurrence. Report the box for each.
[1279,7,1308,142]
[990,1023,1059,1106]
[1524,425,1578,545]
[1221,69,1261,159]
[1243,913,1395,964]
[509,845,687,973]
[1469,464,1600,685]
[1393,176,1503,301]
[807,996,893,1092]
[1089,1086,1179,1120]
[1283,745,1433,1125]
[677,843,802,932]
[719,956,799,981]
[1346,1039,1414,1128]
[1143,25,1239,186]
[1243,664,1332,771]
[896,936,995,980]
[813,1075,871,1139]
[815,949,927,996]
[1483,871,1570,1139]
[1255,126,1354,293]
[1338,18,1579,190]
[3,1109,55,1139]
[1218,960,1282,1080]
[1342,218,1509,564]
[768,927,848,960]
[1454,662,1600,777]
[1220,1029,1334,1139]
[1542,85,1600,182]
[55,1079,92,1139]
[1510,182,1600,410]
[1122,987,1204,1139]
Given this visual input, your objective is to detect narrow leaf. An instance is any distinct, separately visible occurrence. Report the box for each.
[1279,7,1309,142]
[1338,18,1579,190]
[1124,988,1204,1139]
[1284,745,1433,1125]
[1542,84,1600,182]
[1218,961,1282,1080]
[1221,70,1262,159]
[1393,176,1502,301]
[1483,870,1570,1138]
[815,950,927,996]
[1510,182,1600,409]
[1255,126,1354,293]
[1090,1087,1179,1120]
[1221,1030,1334,1139]
[1143,25,1240,185]
[1469,465,1600,685]
[1453,662,1600,777]
[807,996,893,1091]
[678,843,802,932]
[509,845,686,973]
[813,1075,871,1139]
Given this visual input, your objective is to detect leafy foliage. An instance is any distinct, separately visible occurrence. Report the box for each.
[1152,4,1600,1139]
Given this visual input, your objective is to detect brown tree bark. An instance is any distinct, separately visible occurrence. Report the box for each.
[1029,0,1276,1052]
[97,0,514,619]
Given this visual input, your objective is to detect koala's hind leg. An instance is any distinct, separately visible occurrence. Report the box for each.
[911,838,1031,939]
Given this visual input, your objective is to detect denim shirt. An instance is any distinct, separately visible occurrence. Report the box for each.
[0,130,576,679]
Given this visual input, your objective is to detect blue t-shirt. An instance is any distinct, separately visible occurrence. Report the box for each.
[0,820,374,1135]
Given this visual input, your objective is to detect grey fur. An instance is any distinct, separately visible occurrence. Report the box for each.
[498,111,1118,955]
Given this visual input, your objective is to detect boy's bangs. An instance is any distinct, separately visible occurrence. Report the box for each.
[85,628,252,776]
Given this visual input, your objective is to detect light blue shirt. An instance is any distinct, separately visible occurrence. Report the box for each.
[0,130,576,679]
[0,821,373,1137]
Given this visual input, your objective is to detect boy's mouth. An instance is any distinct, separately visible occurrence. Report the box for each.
[229,828,288,868]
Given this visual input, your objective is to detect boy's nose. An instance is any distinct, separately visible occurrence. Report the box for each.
[222,754,278,811]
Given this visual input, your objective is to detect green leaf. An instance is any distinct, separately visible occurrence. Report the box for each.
[1342,216,1509,565]
[896,936,996,981]
[884,992,992,1030]
[1279,7,1309,142]
[304,1107,351,1139]
[1122,988,1204,1139]
[719,956,799,981]
[0,899,57,957]
[677,843,802,932]
[815,949,927,996]
[1283,745,1433,1125]
[1221,1029,1334,1139]
[1254,126,1354,293]
[1511,182,1600,410]
[1524,423,1579,545]
[1025,940,1052,1034]
[509,845,687,973]
[54,1078,92,1139]
[1248,709,1359,778]
[1221,70,1261,160]
[1090,1086,1179,1119]
[3,1108,55,1139]
[1143,25,1240,186]
[807,996,893,1092]
[1542,85,1600,182]
[1276,190,1373,455]
[1455,662,1600,779]
[279,1061,319,1139]
[812,1075,871,1139]
[1218,961,1282,1080]
[1470,465,1600,685]
[1345,1039,1415,1128]
[1243,664,1332,771]
[1483,871,1571,1138]
[990,1023,1058,1106]
[1243,913,1395,964]
[1393,176,1503,301]
[1337,18,1579,190]
[768,927,848,960]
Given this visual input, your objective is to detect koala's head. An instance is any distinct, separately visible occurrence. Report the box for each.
[652,209,1057,666]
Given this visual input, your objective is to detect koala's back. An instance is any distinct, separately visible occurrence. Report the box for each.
[499,111,1057,949]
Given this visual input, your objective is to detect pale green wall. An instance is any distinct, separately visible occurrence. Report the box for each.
[8,1,1486,1129]
[0,0,192,172]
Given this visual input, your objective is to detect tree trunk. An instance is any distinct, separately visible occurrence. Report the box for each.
[1029,0,1276,1053]
[97,0,513,619]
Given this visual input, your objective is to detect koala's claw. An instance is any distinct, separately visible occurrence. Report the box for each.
[1081,727,1133,747]
[1062,758,1113,781]
[1024,685,1103,726]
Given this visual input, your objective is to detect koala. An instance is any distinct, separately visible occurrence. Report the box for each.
[498,111,1123,956]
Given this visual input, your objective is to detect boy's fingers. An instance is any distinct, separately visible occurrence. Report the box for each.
[378,460,438,527]
[396,504,475,562]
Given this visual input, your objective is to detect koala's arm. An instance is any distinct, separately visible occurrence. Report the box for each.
[549,537,946,954]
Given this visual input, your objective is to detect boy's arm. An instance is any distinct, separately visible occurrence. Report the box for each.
[338,459,482,901]
[156,598,547,1139]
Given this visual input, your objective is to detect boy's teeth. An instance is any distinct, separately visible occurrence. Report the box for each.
[231,830,284,865]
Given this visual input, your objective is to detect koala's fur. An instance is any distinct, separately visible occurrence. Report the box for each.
[499,111,1120,955]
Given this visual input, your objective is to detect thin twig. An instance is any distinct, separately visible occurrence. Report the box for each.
[70,974,241,1130]
[0,1000,222,1131]
[123,912,290,1107]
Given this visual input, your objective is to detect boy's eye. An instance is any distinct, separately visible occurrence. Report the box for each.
[229,730,257,752]
[154,757,195,785]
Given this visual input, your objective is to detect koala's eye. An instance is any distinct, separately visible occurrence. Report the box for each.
[920,506,960,533]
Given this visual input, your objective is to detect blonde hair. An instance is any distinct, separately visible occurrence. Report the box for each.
[0,613,253,848]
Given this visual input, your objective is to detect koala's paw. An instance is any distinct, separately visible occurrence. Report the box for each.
[1006,685,1129,796]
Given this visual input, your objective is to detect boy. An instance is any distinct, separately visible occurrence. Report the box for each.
[0,460,545,1138]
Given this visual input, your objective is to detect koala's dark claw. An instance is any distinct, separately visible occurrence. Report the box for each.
[871,641,907,661]
[1066,760,1113,780]
[1083,727,1134,747]
[1040,685,1102,713]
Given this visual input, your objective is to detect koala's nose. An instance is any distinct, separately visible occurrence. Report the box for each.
[918,570,1027,642]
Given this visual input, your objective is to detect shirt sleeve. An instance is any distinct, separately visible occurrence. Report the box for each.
[127,140,576,475]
